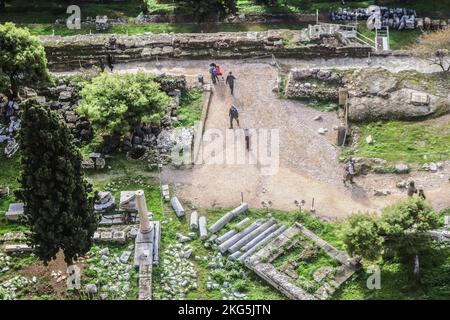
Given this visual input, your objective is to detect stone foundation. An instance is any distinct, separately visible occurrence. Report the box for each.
[40,30,372,71]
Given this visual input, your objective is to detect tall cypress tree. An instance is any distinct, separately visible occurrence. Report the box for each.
[16,99,100,265]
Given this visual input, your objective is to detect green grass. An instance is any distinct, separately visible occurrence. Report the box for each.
[334,243,450,300]
[0,0,143,24]
[357,25,422,50]
[174,89,203,128]
[355,120,450,164]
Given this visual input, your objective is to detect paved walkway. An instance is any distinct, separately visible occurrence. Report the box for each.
[56,56,450,217]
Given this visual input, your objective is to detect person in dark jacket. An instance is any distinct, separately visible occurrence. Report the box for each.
[225,71,236,95]
[229,105,240,129]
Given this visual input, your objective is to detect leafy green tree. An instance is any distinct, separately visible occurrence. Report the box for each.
[76,72,170,142]
[341,212,383,260]
[16,99,100,265]
[0,23,51,98]
[342,198,441,280]
[379,198,440,279]
[175,0,237,22]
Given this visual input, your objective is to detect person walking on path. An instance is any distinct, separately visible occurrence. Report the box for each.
[407,181,418,197]
[229,105,240,129]
[226,71,236,95]
[209,64,217,84]
[107,54,114,72]
[215,65,224,81]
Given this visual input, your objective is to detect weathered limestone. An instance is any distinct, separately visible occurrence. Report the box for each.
[209,203,248,234]
[228,250,243,261]
[119,191,137,212]
[199,216,208,240]
[4,244,33,253]
[219,219,263,253]
[138,264,152,300]
[5,203,24,221]
[228,218,276,253]
[190,211,199,230]
[241,224,278,252]
[238,225,287,262]
[235,217,251,229]
[171,197,185,217]
[136,190,152,234]
[40,30,372,71]
[215,230,237,245]
[94,191,115,212]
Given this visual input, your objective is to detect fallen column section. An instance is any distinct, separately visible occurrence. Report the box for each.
[228,218,276,253]
[235,217,251,229]
[209,203,248,234]
[228,250,243,261]
[215,229,237,244]
[219,219,263,253]
[171,197,185,217]
[199,216,208,240]
[238,225,287,262]
[190,211,199,230]
[241,224,278,252]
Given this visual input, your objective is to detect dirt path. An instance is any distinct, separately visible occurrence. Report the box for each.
[56,57,449,217]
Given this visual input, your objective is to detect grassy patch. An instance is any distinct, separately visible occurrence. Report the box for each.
[173,89,203,128]
[335,243,450,300]
[355,120,450,164]
[357,25,421,50]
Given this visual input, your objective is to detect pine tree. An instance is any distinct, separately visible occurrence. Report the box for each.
[16,99,100,265]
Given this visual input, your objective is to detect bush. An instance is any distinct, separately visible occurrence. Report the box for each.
[76,72,170,139]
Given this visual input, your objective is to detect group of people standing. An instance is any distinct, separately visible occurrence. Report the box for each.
[208,63,240,129]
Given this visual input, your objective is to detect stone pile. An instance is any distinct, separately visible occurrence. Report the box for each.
[0,231,26,243]
[82,153,106,170]
[94,191,115,213]
[285,68,342,102]
[85,245,136,300]
[204,251,248,300]
[33,79,92,143]
[156,127,194,164]
[0,276,31,300]
[330,7,419,30]
[157,243,197,300]
[0,253,11,273]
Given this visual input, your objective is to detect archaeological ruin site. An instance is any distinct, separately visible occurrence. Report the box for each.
[0,0,449,305]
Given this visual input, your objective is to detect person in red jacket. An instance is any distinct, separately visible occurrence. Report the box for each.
[215,65,224,81]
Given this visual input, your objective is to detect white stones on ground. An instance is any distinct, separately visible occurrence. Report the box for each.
[119,251,132,264]
[85,245,135,299]
[190,211,199,230]
[209,203,249,234]
[183,248,193,259]
[365,135,374,144]
[394,163,409,173]
[313,115,322,121]
[396,180,408,188]
[199,216,208,240]
[156,244,198,300]
[0,253,11,273]
[85,284,98,294]
[0,276,31,300]
[373,190,391,196]
[318,128,328,135]
[177,233,191,243]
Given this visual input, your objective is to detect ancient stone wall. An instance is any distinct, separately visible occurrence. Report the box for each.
[40,30,372,71]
